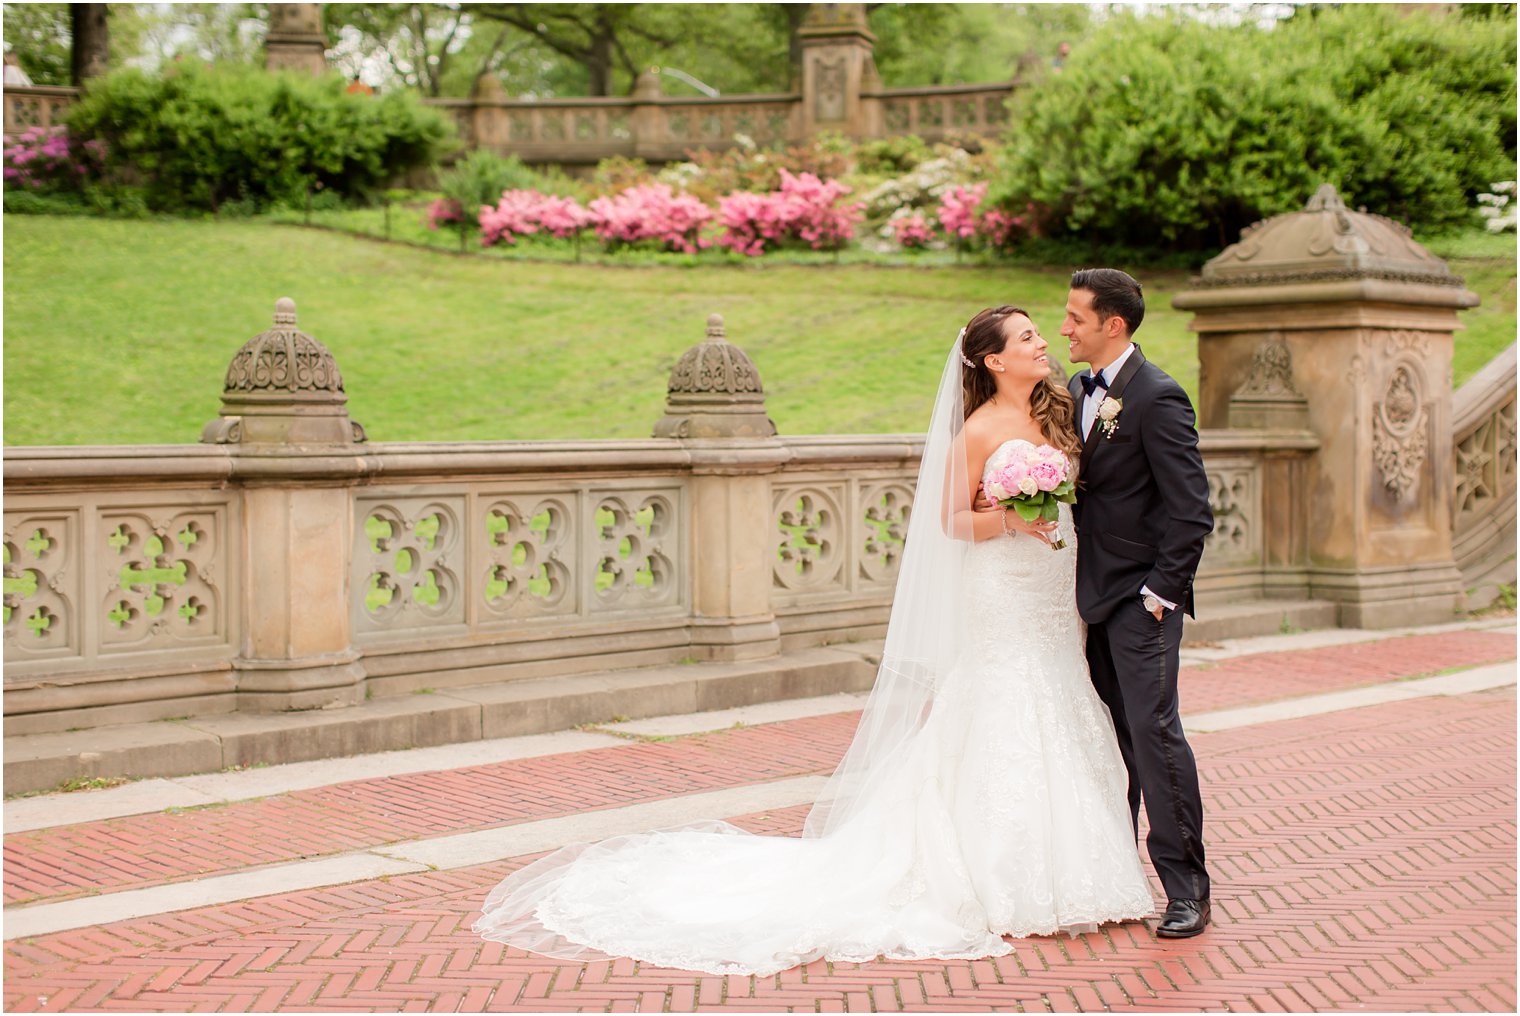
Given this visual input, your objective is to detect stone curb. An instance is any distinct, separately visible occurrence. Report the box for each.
[2,647,878,797]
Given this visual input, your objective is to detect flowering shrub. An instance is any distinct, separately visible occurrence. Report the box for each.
[587,183,713,253]
[659,133,855,205]
[937,183,989,240]
[3,126,104,193]
[716,169,864,256]
[479,190,590,246]
[936,183,1037,250]
[425,197,465,231]
[1477,181,1516,234]
[858,148,978,221]
[891,212,934,249]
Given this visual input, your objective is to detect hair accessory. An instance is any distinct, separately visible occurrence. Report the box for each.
[958,327,975,369]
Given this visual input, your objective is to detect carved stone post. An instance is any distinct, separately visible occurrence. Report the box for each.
[629,69,664,162]
[203,299,367,710]
[265,4,328,76]
[797,4,879,140]
[655,314,784,662]
[1175,185,1479,627]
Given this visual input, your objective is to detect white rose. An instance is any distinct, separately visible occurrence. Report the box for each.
[1018,476,1039,496]
[1098,397,1123,421]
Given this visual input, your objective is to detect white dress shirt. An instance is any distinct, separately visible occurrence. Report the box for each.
[1080,342,1135,440]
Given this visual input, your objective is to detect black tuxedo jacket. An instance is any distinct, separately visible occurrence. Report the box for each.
[1069,344,1213,624]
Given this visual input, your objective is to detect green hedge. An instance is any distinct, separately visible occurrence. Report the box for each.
[992,6,1517,251]
[66,64,453,214]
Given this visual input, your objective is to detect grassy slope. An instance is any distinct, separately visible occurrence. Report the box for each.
[4,216,1513,446]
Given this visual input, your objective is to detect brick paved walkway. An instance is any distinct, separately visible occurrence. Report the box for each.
[4,625,1515,1012]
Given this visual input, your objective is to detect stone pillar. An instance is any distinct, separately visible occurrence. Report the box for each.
[1174,185,1480,627]
[655,314,784,662]
[265,4,328,76]
[797,4,878,140]
[629,69,664,162]
[203,299,367,710]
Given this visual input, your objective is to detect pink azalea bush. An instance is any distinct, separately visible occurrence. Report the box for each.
[3,126,105,193]
[715,169,864,256]
[587,183,712,253]
[425,197,465,231]
[937,182,1037,250]
[891,212,935,249]
[479,190,590,247]
[937,183,989,240]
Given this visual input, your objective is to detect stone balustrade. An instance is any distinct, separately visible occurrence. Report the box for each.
[2,86,78,137]
[1451,343,1518,606]
[0,422,1302,737]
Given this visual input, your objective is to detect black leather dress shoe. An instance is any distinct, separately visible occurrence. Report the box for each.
[1155,898,1210,938]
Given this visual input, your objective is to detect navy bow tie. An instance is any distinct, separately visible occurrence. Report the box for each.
[1080,372,1110,397]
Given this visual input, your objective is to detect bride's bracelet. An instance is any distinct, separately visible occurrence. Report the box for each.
[1001,508,1018,538]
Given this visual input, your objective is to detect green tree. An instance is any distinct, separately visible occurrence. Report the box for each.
[108,2,266,71]
[2,2,71,85]
[325,4,538,97]
[992,5,1517,252]
[868,3,1092,86]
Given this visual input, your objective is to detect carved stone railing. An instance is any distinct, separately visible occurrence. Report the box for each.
[3,448,244,734]
[346,442,695,700]
[867,83,1013,144]
[1451,344,1518,605]
[4,78,1013,159]
[3,426,1325,735]
[767,435,921,649]
[2,85,80,137]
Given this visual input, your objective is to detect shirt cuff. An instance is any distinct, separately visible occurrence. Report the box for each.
[1141,585,1178,612]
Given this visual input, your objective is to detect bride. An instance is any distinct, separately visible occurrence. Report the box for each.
[474,306,1154,975]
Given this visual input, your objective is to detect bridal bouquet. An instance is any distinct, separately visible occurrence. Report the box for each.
[984,442,1076,551]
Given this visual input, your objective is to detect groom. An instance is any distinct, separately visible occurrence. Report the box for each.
[1062,268,1214,938]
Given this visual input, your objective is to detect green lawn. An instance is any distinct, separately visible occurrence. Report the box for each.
[4,215,1513,447]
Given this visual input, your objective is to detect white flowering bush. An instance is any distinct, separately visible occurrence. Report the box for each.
[1476,182,1516,233]
[858,148,978,221]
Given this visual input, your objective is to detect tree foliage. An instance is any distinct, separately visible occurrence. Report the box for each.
[991,5,1518,251]
[2,2,72,85]
[66,63,452,213]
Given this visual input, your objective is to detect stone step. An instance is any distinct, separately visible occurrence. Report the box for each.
[3,646,880,798]
[1184,597,1340,643]
[4,600,1341,797]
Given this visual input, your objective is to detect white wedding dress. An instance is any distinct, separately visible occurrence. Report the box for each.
[474,435,1155,976]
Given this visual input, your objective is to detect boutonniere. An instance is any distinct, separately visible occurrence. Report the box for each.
[1097,396,1123,438]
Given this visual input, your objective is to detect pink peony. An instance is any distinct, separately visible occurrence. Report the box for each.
[1029,459,1065,492]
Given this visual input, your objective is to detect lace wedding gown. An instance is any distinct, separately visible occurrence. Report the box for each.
[475,443,1153,975]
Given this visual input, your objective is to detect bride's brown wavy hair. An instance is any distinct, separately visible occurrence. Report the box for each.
[960,306,1082,466]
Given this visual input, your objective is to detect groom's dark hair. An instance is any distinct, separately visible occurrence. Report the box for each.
[1070,268,1145,337]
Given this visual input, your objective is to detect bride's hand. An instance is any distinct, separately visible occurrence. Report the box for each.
[1003,508,1059,545]
[972,482,1000,513]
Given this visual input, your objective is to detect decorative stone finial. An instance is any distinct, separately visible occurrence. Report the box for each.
[1194,183,1465,290]
[653,313,778,439]
[202,299,365,445]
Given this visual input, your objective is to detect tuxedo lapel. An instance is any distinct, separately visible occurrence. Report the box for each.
[1104,343,1146,404]
[1070,377,1089,449]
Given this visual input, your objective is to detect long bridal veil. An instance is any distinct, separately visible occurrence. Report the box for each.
[473,342,984,973]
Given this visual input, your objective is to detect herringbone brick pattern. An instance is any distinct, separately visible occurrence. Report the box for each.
[5,630,1510,912]
[4,676,1513,1012]
[1175,630,1515,712]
